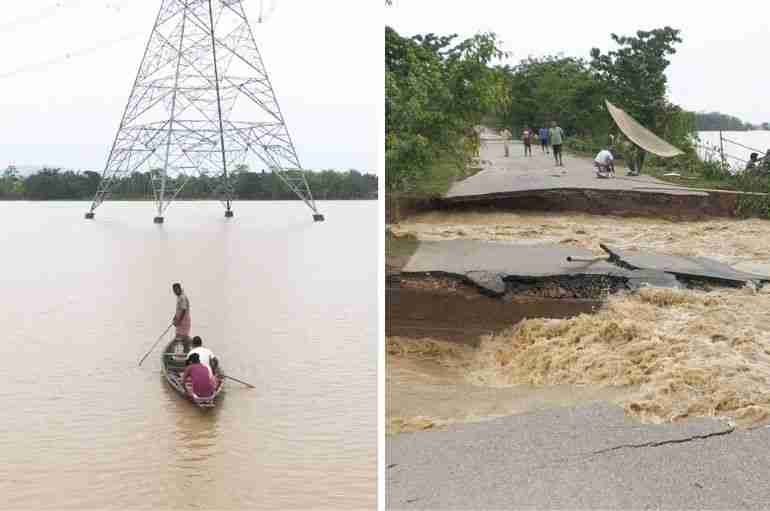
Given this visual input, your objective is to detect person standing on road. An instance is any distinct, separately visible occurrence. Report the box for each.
[521,127,533,157]
[625,142,645,176]
[538,126,550,154]
[501,128,511,157]
[549,121,565,167]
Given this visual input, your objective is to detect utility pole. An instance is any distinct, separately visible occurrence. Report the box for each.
[85,0,324,222]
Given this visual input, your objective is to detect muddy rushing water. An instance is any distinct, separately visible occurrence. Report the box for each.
[0,201,376,510]
[387,210,770,432]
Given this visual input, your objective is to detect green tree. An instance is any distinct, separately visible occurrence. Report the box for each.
[694,111,752,131]
[500,56,607,137]
[589,27,683,172]
[590,27,682,130]
[0,166,25,198]
[386,27,506,194]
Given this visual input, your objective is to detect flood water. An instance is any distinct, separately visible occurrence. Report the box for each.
[0,201,377,509]
[387,211,770,431]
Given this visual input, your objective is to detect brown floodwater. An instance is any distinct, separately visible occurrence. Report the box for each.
[0,201,376,510]
[387,285,600,344]
[387,210,770,432]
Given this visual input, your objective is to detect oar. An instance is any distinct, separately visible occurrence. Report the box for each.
[223,374,255,388]
[138,324,173,366]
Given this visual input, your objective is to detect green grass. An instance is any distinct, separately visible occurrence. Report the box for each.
[642,165,739,191]
[402,155,481,198]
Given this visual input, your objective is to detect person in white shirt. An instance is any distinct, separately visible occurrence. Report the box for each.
[187,336,217,377]
[594,148,615,178]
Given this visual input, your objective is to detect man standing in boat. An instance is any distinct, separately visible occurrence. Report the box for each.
[172,283,191,350]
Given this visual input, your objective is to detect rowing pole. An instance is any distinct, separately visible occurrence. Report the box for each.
[138,323,174,366]
[223,375,255,388]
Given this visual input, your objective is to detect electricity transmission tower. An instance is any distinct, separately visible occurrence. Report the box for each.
[85,0,324,223]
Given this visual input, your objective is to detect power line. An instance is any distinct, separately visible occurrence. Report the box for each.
[0,0,135,34]
[258,0,280,23]
[0,1,73,33]
[0,1,275,81]
[0,31,142,80]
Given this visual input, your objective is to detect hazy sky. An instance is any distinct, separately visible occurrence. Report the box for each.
[386,0,770,126]
[0,0,379,172]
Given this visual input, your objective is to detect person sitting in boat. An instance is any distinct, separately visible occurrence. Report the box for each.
[181,353,215,398]
[594,148,615,178]
[186,336,218,377]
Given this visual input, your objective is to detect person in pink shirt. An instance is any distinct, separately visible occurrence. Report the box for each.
[181,353,215,398]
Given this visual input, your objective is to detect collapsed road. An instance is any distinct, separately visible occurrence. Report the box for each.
[400,239,769,297]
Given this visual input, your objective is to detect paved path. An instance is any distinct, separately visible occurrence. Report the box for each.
[387,403,770,510]
[447,130,708,200]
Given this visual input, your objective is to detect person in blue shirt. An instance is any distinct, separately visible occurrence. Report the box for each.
[538,127,549,154]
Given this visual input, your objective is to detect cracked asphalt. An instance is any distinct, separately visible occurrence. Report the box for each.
[387,403,770,509]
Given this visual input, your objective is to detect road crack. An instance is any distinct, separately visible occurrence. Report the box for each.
[589,426,734,457]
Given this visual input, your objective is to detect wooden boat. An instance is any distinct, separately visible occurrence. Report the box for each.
[161,339,225,408]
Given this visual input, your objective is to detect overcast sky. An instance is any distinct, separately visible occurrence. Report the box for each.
[386,0,770,126]
[0,0,379,173]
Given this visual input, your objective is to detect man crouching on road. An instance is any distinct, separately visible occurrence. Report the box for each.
[594,148,615,178]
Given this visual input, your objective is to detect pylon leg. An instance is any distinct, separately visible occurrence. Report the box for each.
[85,212,95,219]
[313,214,325,222]
[153,217,164,224]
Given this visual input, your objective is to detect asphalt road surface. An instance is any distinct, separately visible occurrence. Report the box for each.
[387,402,770,510]
[447,132,706,200]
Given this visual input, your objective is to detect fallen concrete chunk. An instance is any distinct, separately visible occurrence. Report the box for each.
[402,240,678,295]
[602,244,770,285]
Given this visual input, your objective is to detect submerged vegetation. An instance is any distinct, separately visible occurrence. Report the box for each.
[0,167,378,200]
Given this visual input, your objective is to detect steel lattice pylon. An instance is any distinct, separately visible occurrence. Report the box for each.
[85,0,324,223]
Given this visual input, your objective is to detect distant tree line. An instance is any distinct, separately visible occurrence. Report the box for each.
[693,111,769,131]
[0,167,377,200]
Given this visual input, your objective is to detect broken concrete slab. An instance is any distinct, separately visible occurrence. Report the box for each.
[602,244,770,285]
[387,402,735,510]
[404,240,626,278]
[623,269,681,290]
[402,240,679,295]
